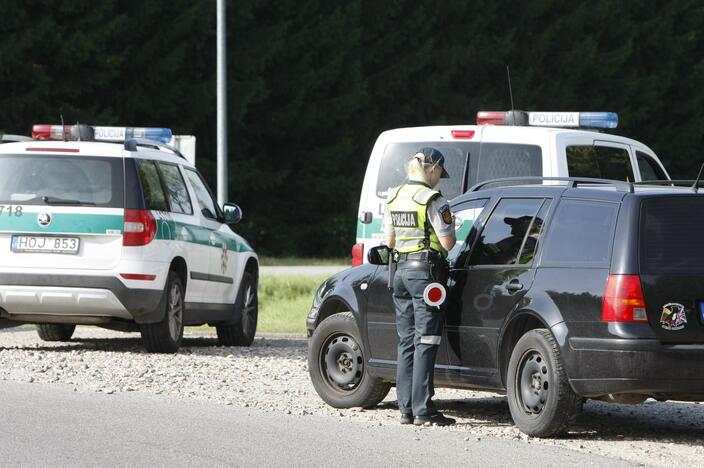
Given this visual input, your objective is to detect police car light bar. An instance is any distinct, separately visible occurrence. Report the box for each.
[32,125,173,144]
[476,111,618,129]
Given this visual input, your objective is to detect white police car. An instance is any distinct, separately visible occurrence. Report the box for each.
[0,124,258,353]
[353,110,670,265]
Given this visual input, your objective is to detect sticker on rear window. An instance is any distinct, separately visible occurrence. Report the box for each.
[660,303,687,331]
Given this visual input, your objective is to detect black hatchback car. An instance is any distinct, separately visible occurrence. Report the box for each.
[307,177,704,437]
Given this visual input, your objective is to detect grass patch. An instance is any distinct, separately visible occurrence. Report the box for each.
[259,256,348,266]
[257,274,329,333]
[188,274,329,335]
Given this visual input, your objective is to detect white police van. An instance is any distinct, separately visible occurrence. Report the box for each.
[353,111,670,265]
[0,124,258,353]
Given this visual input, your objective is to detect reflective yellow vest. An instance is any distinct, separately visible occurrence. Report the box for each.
[387,183,443,254]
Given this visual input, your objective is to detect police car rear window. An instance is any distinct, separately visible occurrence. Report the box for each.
[376,142,543,200]
[0,154,123,207]
[566,145,634,181]
[474,143,542,184]
[640,197,704,274]
[376,142,479,200]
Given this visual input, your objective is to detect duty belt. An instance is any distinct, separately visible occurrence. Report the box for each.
[396,250,443,262]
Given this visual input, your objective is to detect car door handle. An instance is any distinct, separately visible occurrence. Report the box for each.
[505,281,524,292]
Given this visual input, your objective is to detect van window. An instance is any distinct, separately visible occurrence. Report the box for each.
[0,154,123,207]
[375,142,479,200]
[636,151,666,181]
[566,145,634,181]
[475,143,542,183]
[468,198,543,266]
[157,163,193,215]
[136,160,168,211]
[641,197,704,274]
[541,199,618,267]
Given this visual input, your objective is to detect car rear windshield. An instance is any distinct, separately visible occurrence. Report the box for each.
[640,197,704,274]
[0,154,124,207]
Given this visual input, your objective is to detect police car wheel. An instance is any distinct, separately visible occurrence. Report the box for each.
[36,324,76,342]
[308,312,391,409]
[216,271,258,346]
[506,329,583,437]
[139,271,184,354]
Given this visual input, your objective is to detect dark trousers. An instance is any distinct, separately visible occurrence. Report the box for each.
[392,261,444,417]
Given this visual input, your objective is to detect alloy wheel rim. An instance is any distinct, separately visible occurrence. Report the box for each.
[167,282,183,342]
[321,333,364,391]
[517,350,550,415]
[241,282,257,336]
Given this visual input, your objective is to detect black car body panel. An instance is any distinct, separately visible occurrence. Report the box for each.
[307,184,704,400]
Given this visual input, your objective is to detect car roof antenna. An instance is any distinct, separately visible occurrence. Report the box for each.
[692,161,704,193]
[60,114,67,142]
[507,65,515,112]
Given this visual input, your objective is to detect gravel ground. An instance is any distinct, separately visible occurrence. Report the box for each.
[1,327,702,467]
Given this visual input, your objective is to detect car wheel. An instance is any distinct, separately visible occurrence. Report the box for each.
[140,271,184,353]
[506,329,583,437]
[216,271,258,346]
[36,324,76,342]
[308,312,391,409]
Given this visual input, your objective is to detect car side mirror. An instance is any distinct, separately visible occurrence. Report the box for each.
[223,203,242,225]
[367,245,391,265]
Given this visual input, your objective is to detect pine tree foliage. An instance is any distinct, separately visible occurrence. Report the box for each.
[1,0,703,255]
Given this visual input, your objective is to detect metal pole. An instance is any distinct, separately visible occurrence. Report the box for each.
[216,0,228,205]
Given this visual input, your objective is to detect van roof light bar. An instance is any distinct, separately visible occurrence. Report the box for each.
[469,176,633,193]
[476,111,618,129]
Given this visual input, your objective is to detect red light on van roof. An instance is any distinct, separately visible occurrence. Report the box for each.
[451,130,475,139]
[32,124,72,140]
[476,111,506,125]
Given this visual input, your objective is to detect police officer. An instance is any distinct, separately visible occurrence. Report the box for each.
[384,147,456,426]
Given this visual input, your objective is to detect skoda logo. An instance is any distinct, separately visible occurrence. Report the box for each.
[37,213,52,227]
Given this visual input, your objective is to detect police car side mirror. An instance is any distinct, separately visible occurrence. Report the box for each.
[367,245,391,265]
[223,203,242,225]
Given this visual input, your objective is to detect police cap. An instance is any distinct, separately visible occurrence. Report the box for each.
[415,147,449,178]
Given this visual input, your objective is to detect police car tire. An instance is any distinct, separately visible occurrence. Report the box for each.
[506,329,583,437]
[36,324,76,342]
[308,312,391,409]
[216,272,258,346]
[139,271,184,354]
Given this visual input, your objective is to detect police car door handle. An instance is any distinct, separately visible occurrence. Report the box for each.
[505,280,523,292]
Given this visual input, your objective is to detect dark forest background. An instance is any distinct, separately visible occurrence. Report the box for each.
[2,0,703,257]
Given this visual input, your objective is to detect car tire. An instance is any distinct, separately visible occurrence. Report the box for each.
[308,312,391,409]
[36,324,76,342]
[140,271,184,354]
[216,271,258,346]
[506,329,583,437]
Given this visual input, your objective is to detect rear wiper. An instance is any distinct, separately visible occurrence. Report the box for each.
[41,196,95,206]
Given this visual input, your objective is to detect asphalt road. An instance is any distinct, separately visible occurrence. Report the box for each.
[0,381,635,468]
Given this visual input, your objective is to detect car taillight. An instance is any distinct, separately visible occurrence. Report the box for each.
[352,243,364,267]
[123,209,157,246]
[602,274,648,322]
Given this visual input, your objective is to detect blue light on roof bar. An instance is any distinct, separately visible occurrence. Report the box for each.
[125,127,173,144]
[579,112,618,129]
